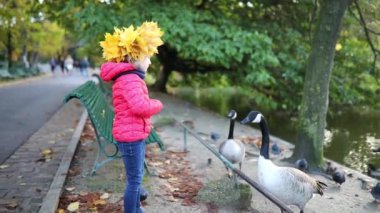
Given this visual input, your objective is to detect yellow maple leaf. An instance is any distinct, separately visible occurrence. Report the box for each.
[100,32,123,62]
[335,43,343,51]
[119,26,138,55]
[137,21,164,57]
[93,199,107,206]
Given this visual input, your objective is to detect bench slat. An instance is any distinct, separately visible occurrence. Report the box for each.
[64,80,165,174]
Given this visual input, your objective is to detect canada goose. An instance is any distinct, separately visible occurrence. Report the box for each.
[219,110,246,185]
[241,111,327,213]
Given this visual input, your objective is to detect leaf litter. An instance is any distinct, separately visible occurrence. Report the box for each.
[146,146,203,206]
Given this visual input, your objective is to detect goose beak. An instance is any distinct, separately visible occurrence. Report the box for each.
[240,117,250,124]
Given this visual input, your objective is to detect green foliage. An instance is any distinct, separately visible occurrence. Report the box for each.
[170,72,230,88]
[28,22,66,58]
[0,1,66,66]
[29,0,380,111]
[331,36,380,107]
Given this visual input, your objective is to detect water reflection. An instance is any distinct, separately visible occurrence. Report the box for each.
[172,87,380,173]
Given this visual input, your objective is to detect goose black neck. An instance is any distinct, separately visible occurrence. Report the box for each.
[228,119,234,139]
[259,118,270,159]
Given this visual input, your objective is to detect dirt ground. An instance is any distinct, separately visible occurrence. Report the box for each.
[59,92,380,213]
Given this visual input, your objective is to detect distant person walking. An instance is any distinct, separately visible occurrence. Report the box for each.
[64,55,74,74]
[59,57,65,74]
[99,22,164,213]
[49,57,57,73]
[79,57,90,77]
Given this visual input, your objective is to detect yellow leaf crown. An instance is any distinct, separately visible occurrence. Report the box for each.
[99,21,164,62]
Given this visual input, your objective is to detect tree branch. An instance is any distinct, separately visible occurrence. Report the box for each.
[308,0,318,42]
[349,0,380,76]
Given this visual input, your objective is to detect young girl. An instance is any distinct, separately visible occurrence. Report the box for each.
[99,22,164,213]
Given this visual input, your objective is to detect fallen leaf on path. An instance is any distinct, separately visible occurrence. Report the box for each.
[65,187,75,192]
[147,161,163,166]
[146,146,203,206]
[93,199,107,206]
[67,201,79,212]
[100,192,110,200]
[58,191,122,212]
[68,167,81,176]
[0,164,9,169]
[79,191,88,196]
[5,201,18,210]
[165,195,179,202]
[41,148,53,156]
[80,120,96,141]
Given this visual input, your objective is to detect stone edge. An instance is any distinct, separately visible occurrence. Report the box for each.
[38,110,88,213]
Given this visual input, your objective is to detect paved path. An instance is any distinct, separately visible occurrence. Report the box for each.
[0,69,91,212]
[0,72,88,164]
[0,100,84,212]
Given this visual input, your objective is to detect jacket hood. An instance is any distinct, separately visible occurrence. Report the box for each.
[100,62,136,82]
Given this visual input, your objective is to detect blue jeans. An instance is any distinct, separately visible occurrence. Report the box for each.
[117,140,145,213]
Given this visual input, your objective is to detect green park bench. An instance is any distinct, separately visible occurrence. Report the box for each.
[91,73,112,96]
[64,80,165,175]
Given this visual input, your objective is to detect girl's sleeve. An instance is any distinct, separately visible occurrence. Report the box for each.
[121,81,163,117]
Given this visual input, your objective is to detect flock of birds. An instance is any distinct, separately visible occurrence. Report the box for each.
[215,109,380,212]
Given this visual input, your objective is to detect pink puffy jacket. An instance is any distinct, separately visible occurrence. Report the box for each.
[100,62,163,142]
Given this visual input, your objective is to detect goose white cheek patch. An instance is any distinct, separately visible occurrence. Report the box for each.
[253,114,262,123]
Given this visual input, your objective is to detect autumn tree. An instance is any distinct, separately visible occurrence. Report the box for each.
[40,0,279,92]
[292,0,353,168]
[0,1,65,69]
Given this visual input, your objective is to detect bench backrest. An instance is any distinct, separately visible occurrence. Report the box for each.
[91,74,112,95]
[64,80,164,150]
[64,81,115,143]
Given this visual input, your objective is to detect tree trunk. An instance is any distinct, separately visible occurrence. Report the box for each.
[21,28,29,68]
[7,26,13,68]
[153,65,172,92]
[29,51,39,68]
[292,0,351,169]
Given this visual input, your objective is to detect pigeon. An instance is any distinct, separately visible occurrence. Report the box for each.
[325,161,337,176]
[332,171,346,185]
[371,182,380,203]
[295,158,309,172]
[210,132,221,141]
[140,186,149,201]
[271,143,282,155]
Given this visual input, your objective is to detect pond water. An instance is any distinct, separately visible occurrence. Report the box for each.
[171,87,380,174]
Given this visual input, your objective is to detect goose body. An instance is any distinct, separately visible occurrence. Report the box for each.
[241,111,327,212]
[219,139,245,164]
[219,110,245,169]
